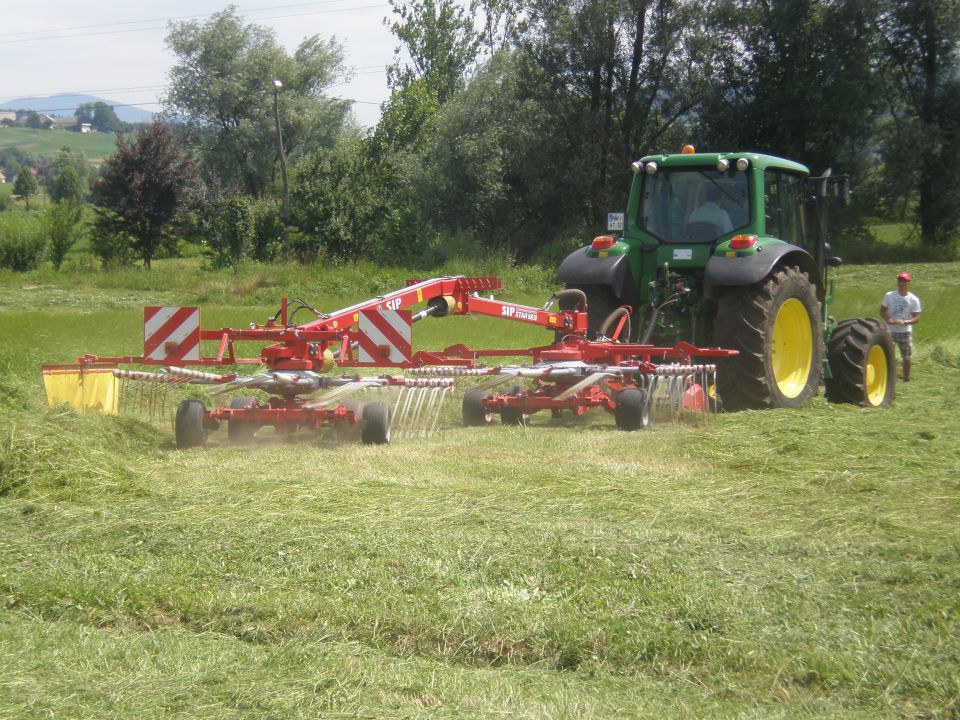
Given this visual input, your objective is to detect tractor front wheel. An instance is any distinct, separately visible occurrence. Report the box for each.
[560,285,620,340]
[175,399,207,449]
[825,318,895,407]
[714,266,823,410]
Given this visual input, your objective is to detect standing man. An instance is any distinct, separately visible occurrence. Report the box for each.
[880,272,922,382]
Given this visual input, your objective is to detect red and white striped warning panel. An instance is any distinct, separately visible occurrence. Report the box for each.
[356,309,412,365]
[143,306,201,363]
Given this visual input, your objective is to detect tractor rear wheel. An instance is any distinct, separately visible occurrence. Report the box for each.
[175,399,207,449]
[463,388,493,426]
[825,318,895,407]
[614,388,650,431]
[714,266,823,410]
[227,396,258,442]
[361,401,391,445]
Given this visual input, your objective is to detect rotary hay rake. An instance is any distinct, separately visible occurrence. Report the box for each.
[41,276,737,446]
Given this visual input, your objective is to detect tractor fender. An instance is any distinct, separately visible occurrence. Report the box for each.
[557,247,634,298]
[705,243,821,297]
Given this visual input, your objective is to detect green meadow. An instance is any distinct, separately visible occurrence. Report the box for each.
[1,259,958,718]
[0,126,118,163]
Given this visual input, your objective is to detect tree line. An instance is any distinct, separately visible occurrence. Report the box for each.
[2,0,957,273]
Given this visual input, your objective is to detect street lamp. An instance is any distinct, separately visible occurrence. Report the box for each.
[273,79,291,260]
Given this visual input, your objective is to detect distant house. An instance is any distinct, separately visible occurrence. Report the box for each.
[0,171,6,183]
[79,123,92,133]
[0,111,15,124]
[51,115,78,130]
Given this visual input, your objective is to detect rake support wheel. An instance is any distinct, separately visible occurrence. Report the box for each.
[714,266,823,410]
[500,386,531,427]
[463,388,493,426]
[175,399,207,449]
[825,318,896,407]
[614,388,650,431]
[227,396,259,442]
[361,400,391,445]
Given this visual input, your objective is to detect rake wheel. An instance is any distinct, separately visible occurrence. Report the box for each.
[361,401,391,445]
[175,399,207,449]
[614,388,650,431]
[463,388,493,426]
[227,396,259,443]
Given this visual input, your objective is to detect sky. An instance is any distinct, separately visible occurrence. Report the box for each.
[0,0,398,127]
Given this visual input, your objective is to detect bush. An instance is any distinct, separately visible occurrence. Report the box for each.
[202,196,254,269]
[0,212,46,271]
[89,212,134,268]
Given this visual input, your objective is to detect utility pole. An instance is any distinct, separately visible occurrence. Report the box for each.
[273,79,291,261]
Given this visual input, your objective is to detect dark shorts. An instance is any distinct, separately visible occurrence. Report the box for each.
[892,333,913,360]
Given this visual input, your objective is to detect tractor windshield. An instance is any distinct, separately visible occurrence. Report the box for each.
[639,168,749,243]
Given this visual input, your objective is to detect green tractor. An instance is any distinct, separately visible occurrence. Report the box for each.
[557,147,895,410]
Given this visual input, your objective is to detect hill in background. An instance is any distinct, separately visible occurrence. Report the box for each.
[0,94,154,124]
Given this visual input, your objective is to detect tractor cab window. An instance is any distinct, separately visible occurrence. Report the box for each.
[764,170,809,249]
[640,168,749,244]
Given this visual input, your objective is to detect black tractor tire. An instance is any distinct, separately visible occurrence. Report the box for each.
[500,386,531,427]
[614,387,651,431]
[361,400,391,445]
[825,318,896,407]
[560,284,621,339]
[463,388,493,426]
[175,399,207,449]
[714,266,823,410]
[227,396,259,442]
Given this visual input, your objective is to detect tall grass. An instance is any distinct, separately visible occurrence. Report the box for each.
[0,263,958,718]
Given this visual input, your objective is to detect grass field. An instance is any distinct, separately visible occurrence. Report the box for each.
[0,126,117,162]
[1,260,958,718]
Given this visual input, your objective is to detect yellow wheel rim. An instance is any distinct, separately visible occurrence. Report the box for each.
[865,344,888,406]
[771,298,813,399]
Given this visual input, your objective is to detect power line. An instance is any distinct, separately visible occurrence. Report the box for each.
[0,2,388,45]
[0,1,382,39]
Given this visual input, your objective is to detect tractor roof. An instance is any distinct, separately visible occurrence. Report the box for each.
[637,150,809,176]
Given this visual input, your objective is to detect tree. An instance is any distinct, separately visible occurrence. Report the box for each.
[696,0,880,178]
[875,0,960,246]
[93,122,198,268]
[77,102,121,133]
[164,6,350,197]
[385,0,483,103]
[47,149,90,204]
[13,169,38,209]
[45,200,84,270]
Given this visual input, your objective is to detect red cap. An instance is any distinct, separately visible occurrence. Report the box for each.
[897,272,912,281]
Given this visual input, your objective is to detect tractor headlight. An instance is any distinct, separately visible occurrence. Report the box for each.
[645,161,658,175]
[716,158,730,172]
[736,158,750,171]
